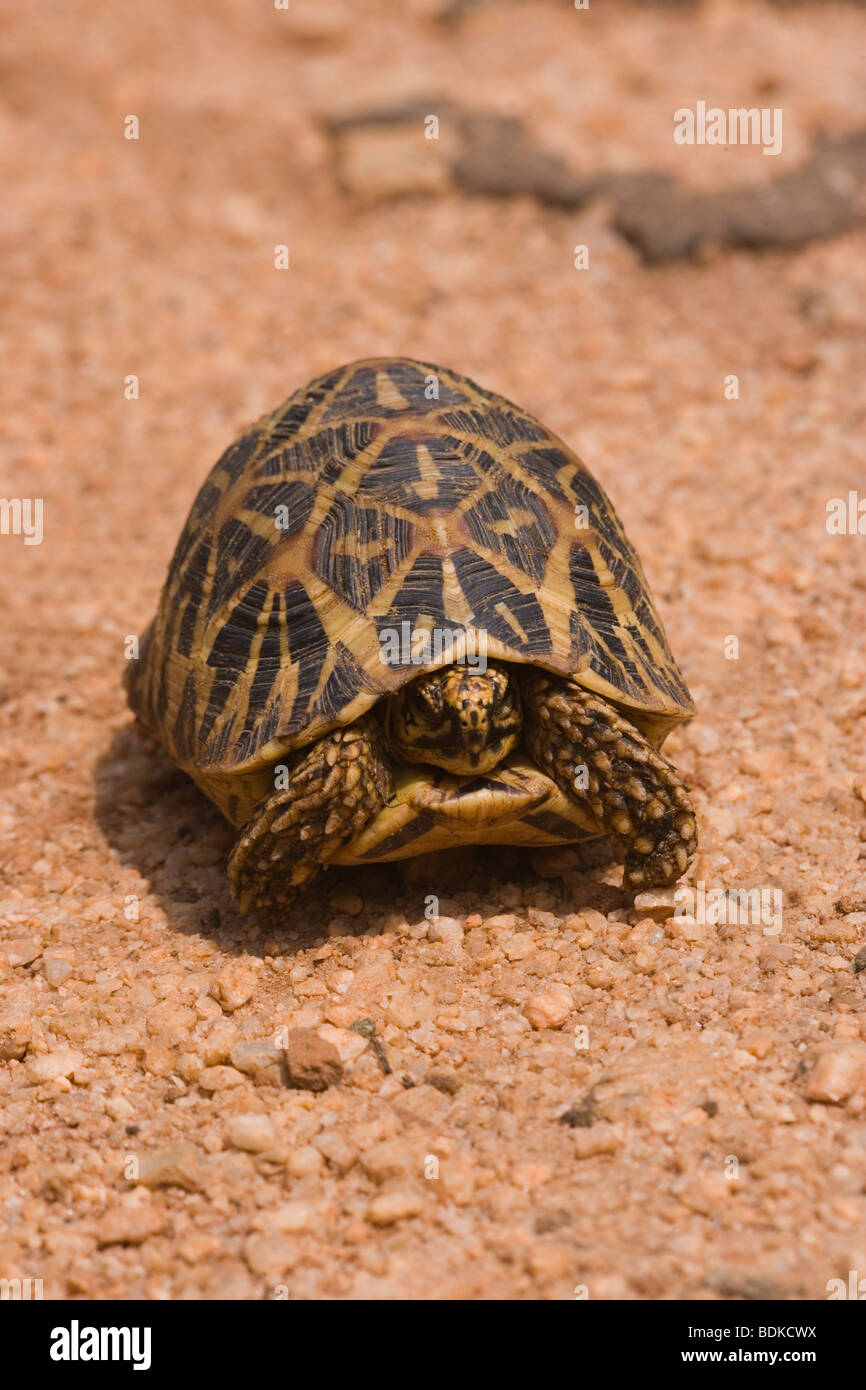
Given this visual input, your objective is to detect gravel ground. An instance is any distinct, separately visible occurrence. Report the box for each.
[2,0,866,1300]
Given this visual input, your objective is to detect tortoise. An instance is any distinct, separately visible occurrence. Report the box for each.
[125,357,697,914]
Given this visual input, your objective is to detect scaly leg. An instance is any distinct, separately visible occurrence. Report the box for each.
[520,671,696,890]
[228,717,392,914]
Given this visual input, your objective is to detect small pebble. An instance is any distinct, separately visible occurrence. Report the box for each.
[484,914,519,931]
[44,958,73,987]
[26,1049,83,1083]
[427,916,464,947]
[105,1094,135,1121]
[95,1203,167,1247]
[313,1130,357,1174]
[523,984,574,1030]
[317,1024,368,1065]
[227,1113,277,1153]
[573,1124,624,1159]
[504,934,536,962]
[284,1029,343,1092]
[212,962,257,1013]
[632,888,678,921]
[366,1189,425,1226]
[360,1137,426,1184]
[285,1145,324,1179]
[0,1023,29,1062]
[294,977,328,998]
[263,1200,319,1234]
[243,1232,300,1278]
[527,908,561,930]
[4,938,42,967]
[578,909,609,933]
[136,1143,207,1191]
[230,1040,286,1086]
[803,1041,866,1104]
[199,1065,246,1093]
[740,1029,779,1059]
[199,1021,239,1067]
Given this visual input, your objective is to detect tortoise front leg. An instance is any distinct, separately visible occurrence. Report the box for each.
[520,671,696,890]
[228,716,392,915]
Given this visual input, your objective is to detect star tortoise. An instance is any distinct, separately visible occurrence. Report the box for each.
[125,357,697,914]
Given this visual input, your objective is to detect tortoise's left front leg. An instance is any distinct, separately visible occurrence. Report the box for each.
[520,671,697,890]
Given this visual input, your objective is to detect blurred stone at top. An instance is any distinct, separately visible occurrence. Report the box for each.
[325,97,582,205]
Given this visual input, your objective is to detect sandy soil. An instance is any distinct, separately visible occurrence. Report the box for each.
[2,0,866,1300]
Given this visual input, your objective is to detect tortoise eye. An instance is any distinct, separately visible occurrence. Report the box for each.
[413,685,442,719]
[492,677,512,711]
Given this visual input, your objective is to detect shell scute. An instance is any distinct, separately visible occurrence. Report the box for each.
[313,496,415,612]
[463,473,555,582]
[357,432,489,513]
[322,360,472,421]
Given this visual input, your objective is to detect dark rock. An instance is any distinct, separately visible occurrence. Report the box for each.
[284,1028,343,1092]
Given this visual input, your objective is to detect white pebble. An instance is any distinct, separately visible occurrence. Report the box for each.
[804,1041,866,1104]
[26,1049,83,1083]
[427,916,464,946]
[227,1113,277,1152]
[523,984,574,1030]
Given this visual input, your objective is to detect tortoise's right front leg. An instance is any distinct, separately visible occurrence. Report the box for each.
[228,716,392,915]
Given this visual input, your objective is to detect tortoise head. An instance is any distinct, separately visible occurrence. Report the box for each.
[385,661,522,775]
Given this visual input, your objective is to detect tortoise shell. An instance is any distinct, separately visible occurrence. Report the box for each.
[126,357,694,824]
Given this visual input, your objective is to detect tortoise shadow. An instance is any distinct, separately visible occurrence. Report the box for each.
[94,721,625,958]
